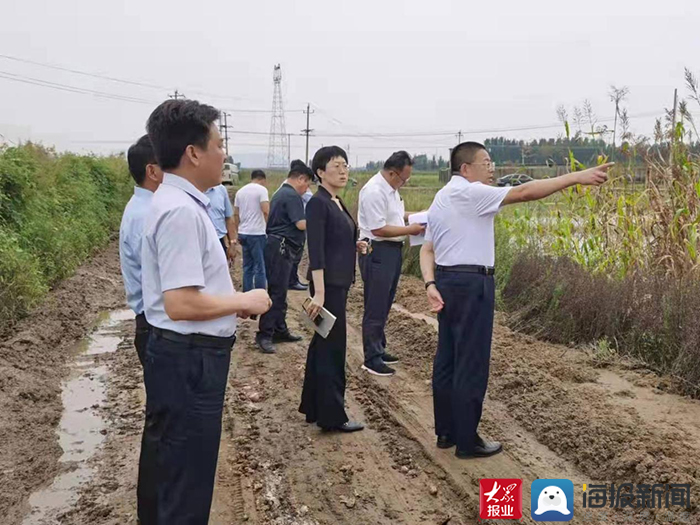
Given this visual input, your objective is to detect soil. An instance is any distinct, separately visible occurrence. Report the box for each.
[4,240,700,524]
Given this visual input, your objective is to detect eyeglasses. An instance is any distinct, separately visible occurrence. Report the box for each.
[466,160,496,169]
[390,170,411,182]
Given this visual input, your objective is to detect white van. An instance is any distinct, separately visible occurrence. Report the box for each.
[222,161,240,185]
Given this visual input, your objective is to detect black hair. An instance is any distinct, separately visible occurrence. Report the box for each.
[288,159,313,180]
[450,141,487,172]
[311,146,348,181]
[251,169,266,180]
[127,134,157,186]
[146,99,220,171]
[383,150,413,172]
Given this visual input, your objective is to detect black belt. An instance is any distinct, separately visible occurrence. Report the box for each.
[152,327,236,349]
[135,312,150,329]
[371,240,404,249]
[436,264,495,276]
[268,233,302,249]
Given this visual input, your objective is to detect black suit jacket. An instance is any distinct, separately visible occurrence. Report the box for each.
[305,185,358,289]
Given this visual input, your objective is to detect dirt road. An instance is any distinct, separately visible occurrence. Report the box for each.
[4,240,700,524]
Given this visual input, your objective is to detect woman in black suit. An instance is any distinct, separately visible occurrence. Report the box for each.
[299,146,367,432]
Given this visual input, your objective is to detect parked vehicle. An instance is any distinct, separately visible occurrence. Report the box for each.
[222,160,240,185]
[497,173,534,187]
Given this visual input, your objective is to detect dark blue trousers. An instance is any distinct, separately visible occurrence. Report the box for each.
[359,242,403,366]
[134,313,151,368]
[137,329,233,525]
[433,269,495,453]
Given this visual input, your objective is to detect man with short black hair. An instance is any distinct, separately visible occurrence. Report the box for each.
[358,150,426,376]
[421,141,612,460]
[256,160,312,354]
[234,169,270,291]
[139,99,271,524]
[119,135,163,367]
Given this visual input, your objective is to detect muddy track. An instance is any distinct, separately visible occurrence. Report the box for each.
[0,241,126,524]
[6,240,700,524]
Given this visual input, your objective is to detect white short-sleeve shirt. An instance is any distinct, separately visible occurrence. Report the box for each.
[425,175,510,267]
[234,182,269,235]
[358,172,406,242]
[142,173,237,337]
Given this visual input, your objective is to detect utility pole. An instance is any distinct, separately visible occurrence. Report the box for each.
[287,133,291,164]
[219,111,231,158]
[669,88,678,166]
[457,130,463,144]
[168,90,185,100]
[302,103,314,165]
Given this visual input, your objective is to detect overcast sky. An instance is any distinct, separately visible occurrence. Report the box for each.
[1,0,699,167]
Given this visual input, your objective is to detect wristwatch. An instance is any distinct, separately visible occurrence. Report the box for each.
[425,280,436,290]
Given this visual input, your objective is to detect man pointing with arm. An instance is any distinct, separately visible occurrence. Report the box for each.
[420,141,610,459]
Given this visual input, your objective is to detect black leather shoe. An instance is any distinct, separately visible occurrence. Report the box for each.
[272,331,302,343]
[455,435,503,458]
[437,435,455,449]
[381,352,400,364]
[289,282,308,291]
[361,361,395,377]
[322,421,365,432]
[255,334,275,354]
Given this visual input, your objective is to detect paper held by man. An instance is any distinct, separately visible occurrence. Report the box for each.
[301,297,337,339]
[408,211,428,246]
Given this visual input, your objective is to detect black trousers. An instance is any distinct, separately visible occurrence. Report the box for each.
[258,236,297,338]
[299,284,349,428]
[134,313,151,367]
[289,243,304,286]
[138,329,234,525]
[359,242,403,365]
[433,269,495,453]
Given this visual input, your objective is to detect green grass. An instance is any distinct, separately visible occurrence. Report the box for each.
[0,144,132,332]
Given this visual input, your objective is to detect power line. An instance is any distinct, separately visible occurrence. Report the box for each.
[0,52,306,112]
[0,52,246,103]
[0,70,157,104]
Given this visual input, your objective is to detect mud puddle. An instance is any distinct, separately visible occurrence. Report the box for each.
[22,309,134,525]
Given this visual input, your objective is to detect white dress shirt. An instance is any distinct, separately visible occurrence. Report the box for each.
[425,175,510,267]
[358,172,406,242]
[142,173,237,337]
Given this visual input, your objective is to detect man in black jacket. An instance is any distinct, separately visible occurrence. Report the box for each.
[256,161,312,353]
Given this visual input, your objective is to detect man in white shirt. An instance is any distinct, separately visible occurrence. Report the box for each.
[357,151,425,376]
[139,99,271,524]
[234,169,270,291]
[420,141,611,460]
[119,135,163,367]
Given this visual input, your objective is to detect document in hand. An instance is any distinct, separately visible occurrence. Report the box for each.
[301,298,337,339]
[408,211,428,247]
